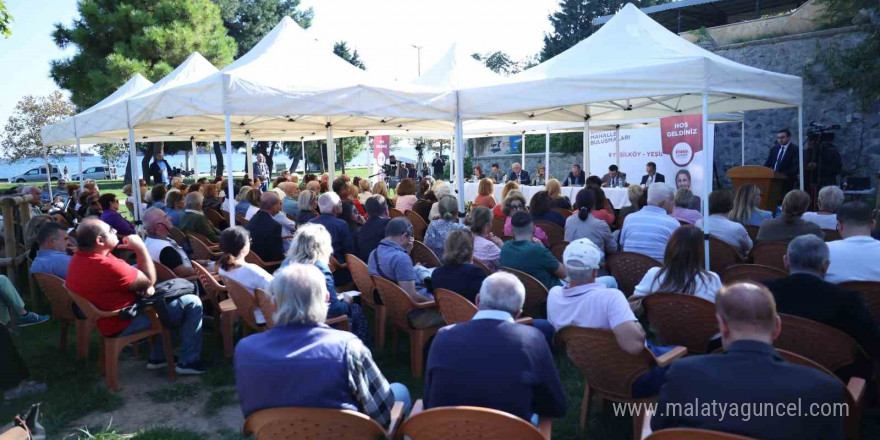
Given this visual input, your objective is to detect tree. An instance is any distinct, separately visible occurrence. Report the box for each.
[285,137,366,174]
[333,41,366,70]
[51,0,237,109]
[0,0,12,38]
[96,143,128,169]
[215,0,314,57]
[1,91,76,163]
[471,51,537,75]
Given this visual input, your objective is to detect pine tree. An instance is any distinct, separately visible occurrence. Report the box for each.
[333,41,366,70]
[215,0,314,57]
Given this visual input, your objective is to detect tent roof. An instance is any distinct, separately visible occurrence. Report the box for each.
[458,3,802,122]
[412,44,504,90]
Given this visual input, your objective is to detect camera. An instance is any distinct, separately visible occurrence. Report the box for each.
[807,122,841,136]
[415,142,425,153]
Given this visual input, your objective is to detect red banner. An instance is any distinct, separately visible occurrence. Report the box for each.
[373,135,390,165]
[660,114,702,167]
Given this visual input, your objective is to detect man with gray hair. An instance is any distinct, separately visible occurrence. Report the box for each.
[424,272,567,423]
[619,182,679,262]
[22,186,46,218]
[234,263,411,424]
[803,185,845,230]
[246,192,285,262]
[253,153,269,191]
[143,207,198,278]
[310,192,355,285]
[178,191,220,242]
[763,234,879,358]
[507,162,530,185]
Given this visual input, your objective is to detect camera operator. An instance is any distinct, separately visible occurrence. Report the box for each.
[804,125,842,207]
[432,153,446,178]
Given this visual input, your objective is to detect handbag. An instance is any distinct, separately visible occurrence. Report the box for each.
[118,278,196,329]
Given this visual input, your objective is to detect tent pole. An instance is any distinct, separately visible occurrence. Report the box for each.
[45,151,53,203]
[740,120,745,166]
[192,138,199,179]
[701,92,711,270]
[73,118,84,186]
[584,105,591,177]
[615,125,621,169]
[224,115,236,227]
[521,131,526,175]
[245,134,254,179]
[544,126,550,179]
[797,106,804,190]
[301,139,306,174]
[454,91,466,214]
[326,123,335,181]
[127,127,142,225]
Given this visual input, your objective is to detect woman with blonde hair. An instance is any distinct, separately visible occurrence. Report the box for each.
[492,180,520,218]
[756,190,822,242]
[428,181,452,220]
[424,195,468,259]
[729,183,772,227]
[473,178,497,209]
[545,178,571,210]
[232,186,252,217]
[372,180,394,211]
[532,165,546,186]
[501,190,549,246]
[244,188,262,220]
[295,189,318,225]
[349,184,366,218]
[357,179,372,204]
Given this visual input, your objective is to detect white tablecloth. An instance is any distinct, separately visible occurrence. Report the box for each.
[463,183,631,209]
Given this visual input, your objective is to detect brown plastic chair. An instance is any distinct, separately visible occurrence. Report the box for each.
[434,288,477,325]
[243,403,404,440]
[492,217,505,238]
[33,273,89,355]
[66,289,176,391]
[372,275,442,378]
[719,264,788,285]
[708,237,744,274]
[168,226,188,248]
[410,240,441,268]
[153,260,199,283]
[192,261,236,357]
[405,210,429,242]
[749,241,788,271]
[472,258,492,275]
[774,313,868,373]
[399,404,550,440]
[552,208,572,220]
[254,288,350,332]
[822,228,841,241]
[645,428,757,439]
[643,293,718,354]
[245,251,283,273]
[0,425,31,440]
[204,208,225,229]
[187,233,222,261]
[187,230,218,246]
[558,326,687,439]
[389,208,405,219]
[346,254,387,349]
[222,277,266,338]
[606,252,662,298]
[777,349,865,440]
[235,214,249,226]
[500,267,549,318]
[840,281,880,321]
[549,241,568,263]
[534,220,564,247]
[745,225,759,242]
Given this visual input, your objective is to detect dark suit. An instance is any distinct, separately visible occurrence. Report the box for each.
[640,173,665,186]
[247,210,285,262]
[148,159,172,185]
[563,172,585,186]
[600,172,627,187]
[507,170,531,185]
[652,340,845,440]
[764,273,880,358]
[764,143,800,192]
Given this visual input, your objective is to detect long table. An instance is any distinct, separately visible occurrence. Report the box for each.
[463,183,631,209]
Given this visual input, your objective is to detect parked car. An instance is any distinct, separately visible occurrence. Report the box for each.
[71,165,116,181]
[10,166,62,183]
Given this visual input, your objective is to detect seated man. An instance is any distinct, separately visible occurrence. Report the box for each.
[499,211,566,290]
[651,283,846,439]
[825,201,880,283]
[764,234,879,359]
[98,193,136,236]
[66,218,205,374]
[30,221,72,279]
[696,189,753,257]
[619,183,680,263]
[507,162,531,185]
[639,161,665,186]
[278,181,300,217]
[143,207,198,278]
[358,195,391,263]
[562,164,585,187]
[246,192,286,263]
[235,263,410,424]
[310,192,355,284]
[424,272,567,422]
[179,191,221,243]
[600,164,627,188]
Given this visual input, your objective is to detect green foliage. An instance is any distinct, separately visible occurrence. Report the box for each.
[817,0,876,25]
[525,132,584,154]
[287,137,366,172]
[1,91,76,162]
[51,0,238,109]
[0,0,11,38]
[96,143,128,168]
[471,51,539,75]
[333,41,366,70]
[215,0,313,57]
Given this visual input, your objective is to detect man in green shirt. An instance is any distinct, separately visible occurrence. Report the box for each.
[499,211,566,290]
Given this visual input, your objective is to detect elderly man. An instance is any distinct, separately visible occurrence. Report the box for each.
[763,234,879,359]
[358,195,391,263]
[143,207,198,278]
[277,181,300,217]
[507,162,531,185]
[246,192,286,262]
[66,218,205,374]
[619,183,679,262]
[826,202,880,283]
[253,154,270,191]
[98,193,136,236]
[148,152,172,186]
[235,264,410,422]
[179,192,221,243]
[695,190,753,257]
[30,222,73,279]
[21,186,45,218]
[310,193,355,284]
[499,211,566,290]
[425,272,567,422]
[651,283,845,439]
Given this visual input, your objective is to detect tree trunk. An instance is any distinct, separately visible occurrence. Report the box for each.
[141,143,156,186]
[123,157,132,185]
[289,145,302,173]
[213,142,225,179]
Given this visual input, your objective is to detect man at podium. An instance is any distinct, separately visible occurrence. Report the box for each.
[763,128,799,193]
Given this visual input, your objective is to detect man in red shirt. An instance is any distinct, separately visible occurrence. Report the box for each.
[67,219,205,374]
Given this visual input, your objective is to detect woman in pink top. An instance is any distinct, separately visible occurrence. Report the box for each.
[473,178,497,209]
[589,185,616,226]
[393,178,418,212]
[467,206,504,271]
[500,191,549,246]
[492,181,520,218]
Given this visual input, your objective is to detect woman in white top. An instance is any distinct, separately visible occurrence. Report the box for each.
[801,185,844,230]
[466,206,504,272]
[243,187,261,220]
[629,225,722,316]
[217,226,273,324]
[357,179,372,205]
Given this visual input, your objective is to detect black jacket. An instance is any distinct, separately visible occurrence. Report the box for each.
[246,210,285,262]
[764,143,800,191]
[563,171,586,186]
[148,160,172,185]
[639,173,665,185]
[507,170,531,185]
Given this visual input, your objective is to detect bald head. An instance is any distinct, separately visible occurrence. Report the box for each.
[260,191,281,213]
[76,218,116,252]
[716,282,781,347]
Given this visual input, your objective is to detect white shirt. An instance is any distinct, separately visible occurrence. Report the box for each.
[272,212,297,251]
[219,262,274,324]
[144,236,192,269]
[619,205,680,263]
[801,212,838,230]
[632,267,722,303]
[472,309,514,323]
[696,214,753,257]
[547,282,636,331]
[245,205,259,220]
[825,236,880,283]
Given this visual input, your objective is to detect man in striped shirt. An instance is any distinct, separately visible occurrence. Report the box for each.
[619,183,680,263]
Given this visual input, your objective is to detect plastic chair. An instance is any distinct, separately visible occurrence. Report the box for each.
[389,208,405,219]
[472,258,492,275]
[552,208,572,220]
[66,289,176,391]
[243,403,404,440]
[643,293,718,354]
[558,326,687,440]
[491,217,505,238]
[708,237,744,274]
[399,403,550,440]
[822,229,841,241]
[549,241,568,263]
[749,241,788,271]
[405,210,428,242]
[33,273,89,356]
[245,251,283,273]
[254,288,350,332]
[840,281,880,321]
[222,277,266,340]
[204,208,225,229]
[372,276,442,378]
[774,313,868,373]
[719,264,788,285]
[434,288,477,325]
[410,240,441,268]
[187,233,221,261]
[745,225,759,242]
[645,428,757,439]
[346,254,387,349]
[500,267,549,318]
[191,261,236,357]
[534,220,564,247]
[187,230,218,246]
[168,226,188,248]
[606,252,662,298]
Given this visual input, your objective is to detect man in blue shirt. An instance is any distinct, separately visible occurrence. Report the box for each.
[30,222,73,279]
[310,192,355,285]
[368,218,430,300]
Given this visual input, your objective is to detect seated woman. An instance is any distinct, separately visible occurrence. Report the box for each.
[670,188,701,225]
[468,206,504,272]
[502,191,549,246]
[424,195,468,260]
[201,183,223,213]
[629,225,722,316]
[412,177,436,223]
[393,178,418,212]
[164,189,186,227]
[282,224,367,342]
[357,179,373,205]
[472,165,486,181]
[431,230,488,303]
[565,188,616,263]
[756,190,823,242]
[473,178,497,209]
[243,188,262,220]
[348,184,366,218]
[617,185,644,226]
[230,186,252,217]
[530,191,565,228]
[492,180,520,218]
[802,185,844,230]
[428,181,452,220]
[545,179,571,210]
[532,165,546,186]
[217,227,273,325]
[295,190,318,225]
[589,185,616,226]
[372,181,395,212]
[729,183,772,227]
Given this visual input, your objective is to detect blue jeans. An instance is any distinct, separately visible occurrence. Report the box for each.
[119,294,203,364]
[390,382,412,416]
[532,319,556,347]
